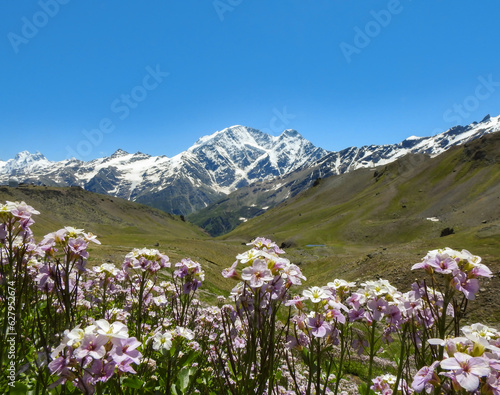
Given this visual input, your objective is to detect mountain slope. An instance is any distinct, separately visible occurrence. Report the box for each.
[0,185,206,242]
[223,130,500,249]
[190,114,500,235]
[0,185,250,302]
[220,131,500,323]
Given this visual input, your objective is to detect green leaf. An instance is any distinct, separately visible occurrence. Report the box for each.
[9,381,29,395]
[122,377,144,389]
[177,367,195,392]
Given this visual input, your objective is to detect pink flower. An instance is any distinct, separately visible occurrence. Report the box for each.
[307,313,331,338]
[241,259,274,288]
[73,334,108,360]
[281,263,306,285]
[452,272,480,300]
[68,237,89,259]
[412,361,440,393]
[426,253,458,274]
[222,261,239,279]
[111,337,142,365]
[440,352,490,391]
[367,297,388,321]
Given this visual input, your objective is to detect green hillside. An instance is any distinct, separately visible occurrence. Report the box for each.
[0,186,243,301]
[222,132,500,323]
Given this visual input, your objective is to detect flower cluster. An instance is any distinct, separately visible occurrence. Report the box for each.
[0,200,40,232]
[149,326,195,353]
[2,196,498,395]
[49,319,142,394]
[122,247,170,275]
[346,279,407,340]
[412,248,492,300]
[371,374,412,395]
[40,226,100,260]
[287,283,349,344]
[173,258,204,294]
[412,323,500,393]
[0,201,40,281]
[223,238,305,287]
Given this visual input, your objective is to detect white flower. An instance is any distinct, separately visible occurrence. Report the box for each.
[93,263,119,276]
[95,319,129,339]
[327,279,356,289]
[64,226,85,237]
[462,323,500,341]
[152,331,173,351]
[175,327,195,340]
[303,286,330,303]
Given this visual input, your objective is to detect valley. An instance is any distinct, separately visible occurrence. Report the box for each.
[1,128,499,324]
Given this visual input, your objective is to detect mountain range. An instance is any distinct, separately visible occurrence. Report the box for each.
[1,114,499,234]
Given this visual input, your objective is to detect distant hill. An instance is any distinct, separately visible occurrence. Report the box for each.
[0,126,327,216]
[2,115,498,226]
[0,185,205,241]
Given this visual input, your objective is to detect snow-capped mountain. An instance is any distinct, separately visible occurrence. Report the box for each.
[1,115,498,217]
[308,114,500,178]
[187,114,500,235]
[0,151,53,176]
[0,126,328,215]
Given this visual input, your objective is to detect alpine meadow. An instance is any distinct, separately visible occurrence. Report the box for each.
[2,2,500,394]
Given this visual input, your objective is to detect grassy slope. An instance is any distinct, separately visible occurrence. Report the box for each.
[0,185,243,301]
[222,133,500,324]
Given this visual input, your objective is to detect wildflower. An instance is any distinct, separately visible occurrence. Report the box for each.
[222,261,239,279]
[427,253,459,274]
[284,295,306,310]
[241,258,274,288]
[280,262,306,285]
[73,333,108,360]
[366,297,388,321]
[440,352,490,392]
[68,237,89,259]
[307,313,331,338]
[412,361,440,393]
[151,331,173,351]
[452,271,480,300]
[95,319,129,341]
[302,286,329,303]
[176,327,195,340]
[93,263,119,276]
[462,323,500,342]
[111,337,142,364]
[89,359,116,382]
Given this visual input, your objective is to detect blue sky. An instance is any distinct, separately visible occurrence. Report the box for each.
[1,1,499,161]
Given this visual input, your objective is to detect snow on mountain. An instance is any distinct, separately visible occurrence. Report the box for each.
[0,151,54,175]
[1,115,498,216]
[0,126,328,215]
[308,114,500,178]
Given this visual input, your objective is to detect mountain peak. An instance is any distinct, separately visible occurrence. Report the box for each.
[280,129,301,138]
[110,149,129,157]
[481,114,491,123]
[14,151,46,160]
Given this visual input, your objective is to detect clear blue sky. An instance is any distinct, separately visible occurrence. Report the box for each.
[1,1,499,161]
